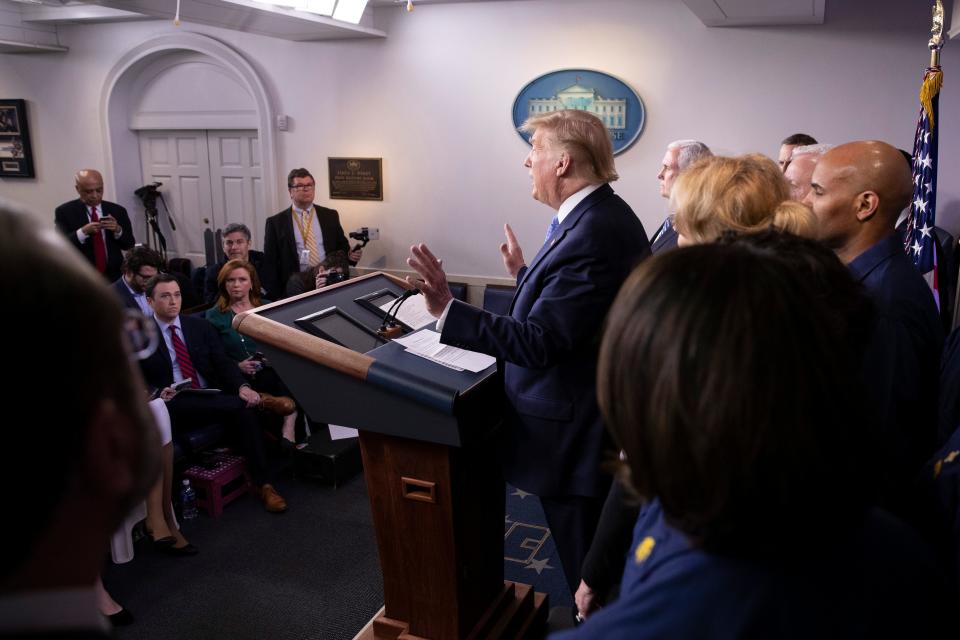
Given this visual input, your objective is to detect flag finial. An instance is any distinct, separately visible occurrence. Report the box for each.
[929,0,945,67]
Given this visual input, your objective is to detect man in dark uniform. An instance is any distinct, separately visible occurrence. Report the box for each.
[805,140,944,507]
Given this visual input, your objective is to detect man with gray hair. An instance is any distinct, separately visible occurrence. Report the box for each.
[203,222,266,303]
[651,140,712,253]
[407,109,650,596]
[784,143,833,201]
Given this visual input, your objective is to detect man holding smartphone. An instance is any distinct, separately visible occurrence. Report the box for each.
[55,169,135,282]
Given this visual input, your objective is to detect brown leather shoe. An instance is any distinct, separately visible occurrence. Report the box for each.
[259,393,296,416]
[259,484,288,513]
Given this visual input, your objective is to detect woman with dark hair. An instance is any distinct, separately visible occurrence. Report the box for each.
[205,259,299,447]
[554,232,948,638]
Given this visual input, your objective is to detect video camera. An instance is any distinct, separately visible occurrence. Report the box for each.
[134,181,163,207]
[349,227,379,251]
[134,181,176,256]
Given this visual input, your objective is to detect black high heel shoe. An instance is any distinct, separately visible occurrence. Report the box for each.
[151,535,199,556]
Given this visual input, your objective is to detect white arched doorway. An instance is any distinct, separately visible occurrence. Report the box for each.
[100,32,280,263]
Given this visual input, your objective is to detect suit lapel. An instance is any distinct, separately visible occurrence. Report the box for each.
[279,207,297,260]
[152,318,174,379]
[515,184,612,293]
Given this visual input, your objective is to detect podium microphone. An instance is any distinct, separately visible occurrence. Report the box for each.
[378,288,421,339]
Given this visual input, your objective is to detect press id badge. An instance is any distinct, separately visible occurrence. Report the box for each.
[299,249,311,269]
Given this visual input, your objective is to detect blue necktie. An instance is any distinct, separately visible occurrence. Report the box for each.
[651,215,673,245]
[544,216,560,244]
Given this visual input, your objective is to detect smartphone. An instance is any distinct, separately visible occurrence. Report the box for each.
[251,352,266,362]
[172,378,192,392]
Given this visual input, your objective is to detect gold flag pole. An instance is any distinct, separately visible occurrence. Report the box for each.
[921,1,945,130]
[930,0,945,68]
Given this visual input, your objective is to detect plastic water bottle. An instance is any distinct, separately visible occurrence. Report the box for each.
[180,479,198,521]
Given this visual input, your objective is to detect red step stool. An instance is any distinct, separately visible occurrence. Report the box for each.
[183,453,252,518]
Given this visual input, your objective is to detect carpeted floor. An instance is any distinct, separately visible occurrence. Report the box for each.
[504,486,574,610]
[105,471,384,640]
[104,458,571,639]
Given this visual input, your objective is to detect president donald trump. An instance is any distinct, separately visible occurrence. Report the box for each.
[407,109,650,596]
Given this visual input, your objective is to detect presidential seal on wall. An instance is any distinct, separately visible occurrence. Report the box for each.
[512,69,645,155]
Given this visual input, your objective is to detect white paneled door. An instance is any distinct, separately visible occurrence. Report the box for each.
[138,130,260,266]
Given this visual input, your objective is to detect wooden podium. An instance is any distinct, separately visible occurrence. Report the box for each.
[235,272,547,640]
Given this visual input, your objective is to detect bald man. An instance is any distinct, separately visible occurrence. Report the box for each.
[55,169,135,282]
[784,143,832,201]
[805,140,943,506]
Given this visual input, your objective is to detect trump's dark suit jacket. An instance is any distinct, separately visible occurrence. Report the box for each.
[261,205,351,300]
[441,184,650,498]
[54,198,134,282]
[139,314,246,394]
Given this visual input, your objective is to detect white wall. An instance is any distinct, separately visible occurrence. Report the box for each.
[0,0,957,279]
[0,1,59,48]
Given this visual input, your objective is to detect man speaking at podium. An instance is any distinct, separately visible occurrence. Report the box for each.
[407,110,650,595]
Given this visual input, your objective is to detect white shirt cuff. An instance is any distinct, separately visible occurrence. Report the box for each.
[435,298,455,332]
[76,228,88,243]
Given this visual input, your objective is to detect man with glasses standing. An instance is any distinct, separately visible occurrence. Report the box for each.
[261,168,361,300]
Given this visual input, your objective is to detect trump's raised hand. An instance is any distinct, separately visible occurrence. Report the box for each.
[406,243,453,317]
[500,223,525,278]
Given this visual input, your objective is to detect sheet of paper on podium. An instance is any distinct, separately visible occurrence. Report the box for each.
[394,329,496,373]
[328,424,359,440]
[378,294,436,330]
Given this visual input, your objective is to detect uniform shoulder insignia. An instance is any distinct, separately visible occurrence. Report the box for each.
[634,536,656,565]
[934,450,960,478]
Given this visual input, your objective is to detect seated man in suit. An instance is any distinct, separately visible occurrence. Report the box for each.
[0,199,159,637]
[261,168,361,300]
[407,109,650,596]
[111,245,165,315]
[203,222,266,303]
[805,140,944,511]
[55,169,135,282]
[649,140,711,254]
[141,273,288,513]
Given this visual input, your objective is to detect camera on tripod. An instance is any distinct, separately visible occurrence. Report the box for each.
[134,181,162,207]
[134,181,175,256]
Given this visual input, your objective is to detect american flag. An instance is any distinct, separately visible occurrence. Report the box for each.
[904,67,943,309]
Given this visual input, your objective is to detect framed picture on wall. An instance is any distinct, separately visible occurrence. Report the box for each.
[0,99,35,178]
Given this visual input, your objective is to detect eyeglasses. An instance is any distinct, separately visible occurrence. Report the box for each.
[289,183,315,191]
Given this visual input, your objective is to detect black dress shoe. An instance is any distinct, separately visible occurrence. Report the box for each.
[107,608,134,627]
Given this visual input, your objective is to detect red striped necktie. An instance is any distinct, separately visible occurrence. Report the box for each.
[89,206,107,274]
[169,325,200,389]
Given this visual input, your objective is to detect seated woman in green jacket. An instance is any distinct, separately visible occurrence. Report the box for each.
[206,259,299,447]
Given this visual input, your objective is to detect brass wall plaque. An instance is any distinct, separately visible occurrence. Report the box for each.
[328,157,383,201]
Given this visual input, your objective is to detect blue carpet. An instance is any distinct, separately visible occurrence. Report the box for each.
[504,484,574,608]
